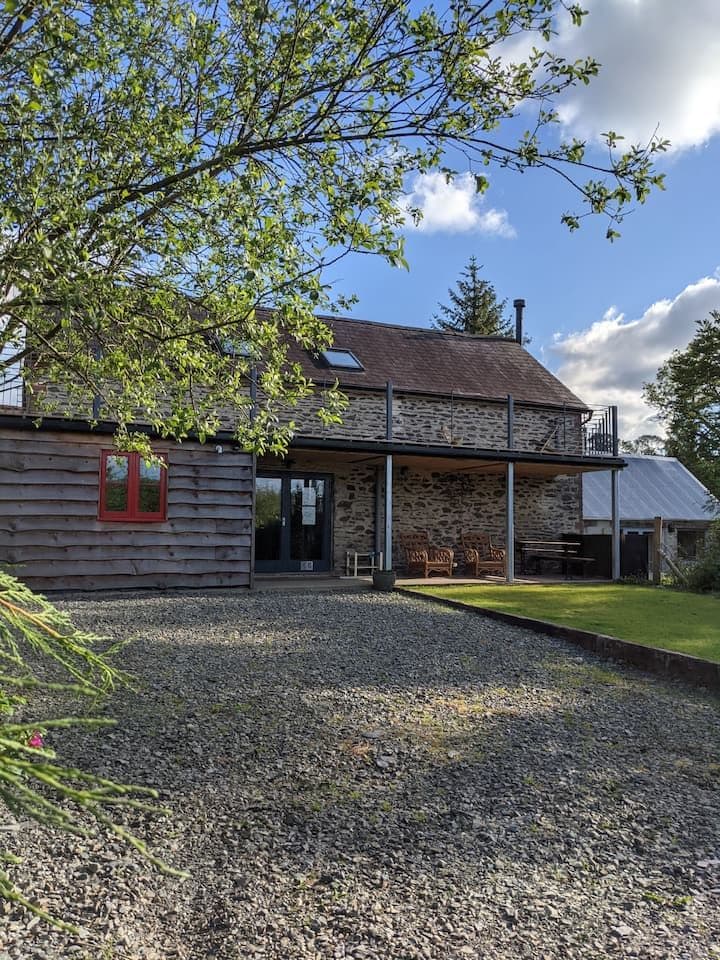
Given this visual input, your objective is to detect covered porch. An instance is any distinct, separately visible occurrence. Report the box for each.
[254,438,624,584]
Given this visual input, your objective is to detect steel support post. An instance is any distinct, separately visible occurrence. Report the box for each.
[384,454,393,571]
[611,467,621,580]
[384,381,393,571]
[506,395,515,583]
[506,461,515,584]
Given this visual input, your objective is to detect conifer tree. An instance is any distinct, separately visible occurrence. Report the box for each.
[0,571,184,927]
[432,258,513,336]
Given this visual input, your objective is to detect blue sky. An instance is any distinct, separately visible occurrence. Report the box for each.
[326,0,720,441]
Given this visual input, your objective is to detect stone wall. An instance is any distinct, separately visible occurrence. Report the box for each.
[281,391,387,441]
[285,389,584,456]
[390,467,582,567]
[22,375,585,459]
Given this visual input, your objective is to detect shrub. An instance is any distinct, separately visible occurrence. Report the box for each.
[0,571,185,929]
[681,521,720,593]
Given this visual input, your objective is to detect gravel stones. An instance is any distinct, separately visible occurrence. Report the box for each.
[1,589,719,959]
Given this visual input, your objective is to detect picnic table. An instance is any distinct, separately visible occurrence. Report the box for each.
[517,539,594,579]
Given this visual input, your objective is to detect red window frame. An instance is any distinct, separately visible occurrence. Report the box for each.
[98,450,168,522]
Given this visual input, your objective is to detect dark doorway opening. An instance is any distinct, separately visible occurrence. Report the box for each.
[621,532,649,579]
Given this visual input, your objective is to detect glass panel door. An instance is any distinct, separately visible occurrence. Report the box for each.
[255,473,331,573]
[289,478,327,565]
[255,477,283,570]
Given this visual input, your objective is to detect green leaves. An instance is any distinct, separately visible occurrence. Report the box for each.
[0,570,184,926]
[0,0,667,455]
[644,310,720,500]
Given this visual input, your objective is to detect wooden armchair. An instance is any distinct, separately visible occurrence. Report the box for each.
[461,532,506,577]
[400,532,454,578]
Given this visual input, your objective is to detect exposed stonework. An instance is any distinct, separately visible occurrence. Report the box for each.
[285,388,584,456]
[21,374,585,459]
[390,467,582,568]
[279,391,387,441]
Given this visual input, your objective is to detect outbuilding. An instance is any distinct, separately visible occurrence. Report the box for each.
[582,455,718,578]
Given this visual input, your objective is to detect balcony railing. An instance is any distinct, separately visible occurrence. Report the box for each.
[0,370,23,409]
[582,406,619,457]
[290,382,620,460]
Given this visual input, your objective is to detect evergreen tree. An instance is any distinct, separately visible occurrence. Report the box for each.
[0,571,185,927]
[432,258,513,336]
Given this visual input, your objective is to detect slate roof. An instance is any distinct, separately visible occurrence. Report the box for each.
[583,456,718,522]
[287,315,587,408]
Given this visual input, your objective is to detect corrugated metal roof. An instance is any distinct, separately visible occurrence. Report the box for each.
[285,315,588,408]
[583,456,718,521]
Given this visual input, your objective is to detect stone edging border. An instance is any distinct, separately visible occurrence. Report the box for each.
[395,586,720,692]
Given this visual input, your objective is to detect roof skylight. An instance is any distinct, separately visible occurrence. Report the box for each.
[321,348,363,370]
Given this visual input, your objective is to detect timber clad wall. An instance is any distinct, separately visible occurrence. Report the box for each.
[0,429,253,591]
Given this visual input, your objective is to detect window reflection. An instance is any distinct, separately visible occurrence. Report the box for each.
[139,459,162,513]
[104,455,129,512]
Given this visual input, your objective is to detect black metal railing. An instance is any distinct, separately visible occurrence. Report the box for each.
[293,383,620,460]
[582,406,618,457]
[0,370,23,408]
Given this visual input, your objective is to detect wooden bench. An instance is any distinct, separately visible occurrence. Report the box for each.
[518,540,595,579]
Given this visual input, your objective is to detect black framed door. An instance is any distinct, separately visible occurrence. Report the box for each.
[254,472,332,573]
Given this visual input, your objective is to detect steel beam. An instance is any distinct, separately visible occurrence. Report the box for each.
[506,461,515,584]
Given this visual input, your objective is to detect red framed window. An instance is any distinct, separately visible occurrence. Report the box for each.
[99,451,168,522]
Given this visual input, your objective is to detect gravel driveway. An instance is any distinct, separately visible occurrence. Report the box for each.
[2,589,719,960]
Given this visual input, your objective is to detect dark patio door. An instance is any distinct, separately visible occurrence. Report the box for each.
[254,473,332,573]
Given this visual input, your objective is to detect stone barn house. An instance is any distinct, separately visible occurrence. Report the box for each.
[0,313,624,591]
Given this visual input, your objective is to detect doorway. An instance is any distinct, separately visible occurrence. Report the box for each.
[621,532,649,579]
[254,472,332,573]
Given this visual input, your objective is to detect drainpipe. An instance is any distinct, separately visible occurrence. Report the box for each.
[513,299,526,345]
[506,394,515,584]
[384,381,393,571]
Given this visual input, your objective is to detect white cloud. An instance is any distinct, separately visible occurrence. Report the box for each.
[562,0,720,150]
[550,276,720,439]
[508,0,720,152]
[400,172,516,237]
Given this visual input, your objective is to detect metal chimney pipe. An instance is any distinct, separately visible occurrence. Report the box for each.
[513,299,526,344]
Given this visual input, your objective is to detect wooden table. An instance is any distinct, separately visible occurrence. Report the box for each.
[517,540,590,578]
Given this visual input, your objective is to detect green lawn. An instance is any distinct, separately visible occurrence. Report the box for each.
[413,583,720,662]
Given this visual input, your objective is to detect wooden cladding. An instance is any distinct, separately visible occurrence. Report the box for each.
[0,429,253,591]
